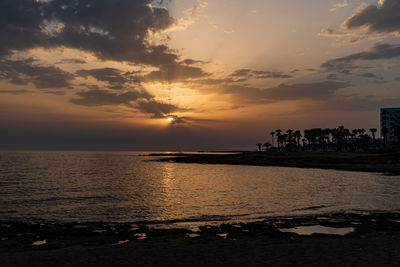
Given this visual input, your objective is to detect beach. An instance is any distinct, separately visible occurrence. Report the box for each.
[2,151,400,266]
[2,213,400,266]
[155,152,400,175]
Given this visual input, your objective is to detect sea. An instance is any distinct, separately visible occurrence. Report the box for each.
[1,150,400,226]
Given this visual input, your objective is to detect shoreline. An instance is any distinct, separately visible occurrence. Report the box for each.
[2,212,400,266]
[153,151,400,175]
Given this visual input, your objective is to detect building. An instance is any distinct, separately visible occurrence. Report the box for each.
[381,108,400,143]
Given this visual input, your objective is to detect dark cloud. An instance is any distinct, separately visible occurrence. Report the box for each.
[230,69,252,77]
[58,59,87,64]
[318,27,347,37]
[262,81,350,101]
[69,88,182,118]
[180,59,206,65]
[359,72,383,79]
[395,77,400,81]
[0,0,178,66]
[291,68,319,74]
[143,64,209,83]
[135,99,182,117]
[321,43,400,72]
[344,0,400,35]
[189,78,234,86]
[327,73,338,80]
[43,90,66,95]
[0,58,73,89]
[229,69,292,79]
[77,68,129,86]
[221,81,350,104]
[0,89,31,95]
[70,89,150,107]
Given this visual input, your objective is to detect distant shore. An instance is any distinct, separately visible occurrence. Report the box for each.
[154,151,400,175]
[2,212,400,266]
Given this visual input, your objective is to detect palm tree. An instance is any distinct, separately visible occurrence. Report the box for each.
[304,129,314,150]
[256,143,263,152]
[275,129,282,150]
[279,134,288,150]
[286,129,293,151]
[270,131,275,147]
[369,128,377,143]
[263,142,272,152]
[294,130,302,149]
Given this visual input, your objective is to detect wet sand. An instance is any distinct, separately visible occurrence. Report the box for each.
[2,213,400,266]
[154,152,400,175]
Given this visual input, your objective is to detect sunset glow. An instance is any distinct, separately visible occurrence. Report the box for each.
[1,0,400,151]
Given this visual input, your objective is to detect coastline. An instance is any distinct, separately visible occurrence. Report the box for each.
[154,152,400,175]
[2,212,400,266]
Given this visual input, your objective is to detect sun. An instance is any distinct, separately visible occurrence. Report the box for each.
[167,117,174,122]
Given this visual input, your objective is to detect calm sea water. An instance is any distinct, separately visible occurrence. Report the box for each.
[1,151,399,224]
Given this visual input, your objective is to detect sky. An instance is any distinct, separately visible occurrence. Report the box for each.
[1,0,400,151]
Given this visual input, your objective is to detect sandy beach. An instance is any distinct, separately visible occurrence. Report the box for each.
[154,152,400,175]
[2,213,400,266]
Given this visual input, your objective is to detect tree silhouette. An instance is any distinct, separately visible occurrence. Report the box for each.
[294,130,302,149]
[370,128,377,143]
[263,142,272,152]
[286,129,293,151]
[256,143,263,151]
[270,131,275,147]
[275,129,282,150]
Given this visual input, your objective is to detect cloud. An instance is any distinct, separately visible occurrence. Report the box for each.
[321,43,400,72]
[76,68,132,87]
[220,81,350,104]
[0,58,73,89]
[262,81,350,101]
[358,72,383,79]
[318,28,366,44]
[330,1,348,12]
[135,99,182,118]
[229,69,292,80]
[69,88,183,118]
[318,28,347,37]
[343,0,400,35]
[291,68,319,74]
[327,73,338,80]
[180,59,206,65]
[143,64,209,83]
[166,0,208,32]
[0,89,31,95]
[0,0,178,66]
[57,59,87,64]
[70,89,149,107]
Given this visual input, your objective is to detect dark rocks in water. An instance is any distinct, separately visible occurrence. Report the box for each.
[1,213,400,252]
[154,152,400,175]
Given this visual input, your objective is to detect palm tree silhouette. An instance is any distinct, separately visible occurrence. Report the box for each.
[286,129,293,151]
[256,143,263,152]
[270,131,275,147]
[369,128,377,143]
[263,142,272,152]
[294,130,302,149]
[275,129,282,150]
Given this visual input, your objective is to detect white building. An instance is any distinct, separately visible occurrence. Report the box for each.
[381,108,400,143]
